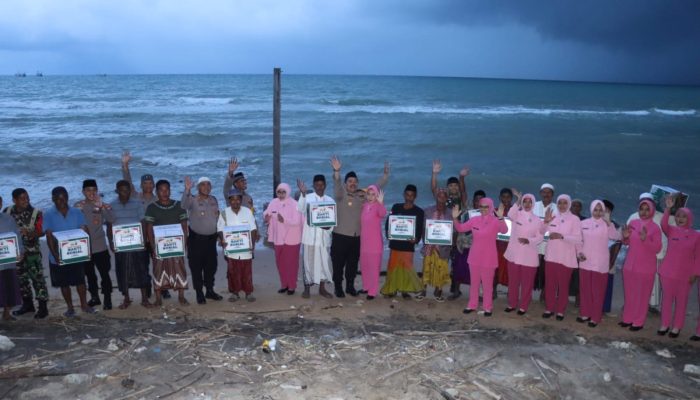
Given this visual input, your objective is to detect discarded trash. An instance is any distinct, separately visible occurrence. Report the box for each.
[603,372,612,382]
[280,383,307,390]
[655,349,675,359]
[683,364,700,376]
[0,335,15,351]
[356,300,364,306]
[95,373,108,379]
[134,346,147,353]
[81,338,99,345]
[107,339,119,352]
[576,336,587,345]
[63,373,90,385]
[152,347,161,353]
[445,388,459,397]
[256,365,262,372]
[162,312,169,319]
[608,341,632,350]
[513,372,526,378]
[445,357,454,363]
[289,305,296,309]
[262,338,277,353]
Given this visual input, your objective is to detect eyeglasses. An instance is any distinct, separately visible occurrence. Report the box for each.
[276,190,286,194]
[479,205,489,209]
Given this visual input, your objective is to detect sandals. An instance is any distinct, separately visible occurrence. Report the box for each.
[118,299,132,310]
[140,300,153,308]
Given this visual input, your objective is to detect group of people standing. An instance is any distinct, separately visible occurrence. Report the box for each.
[0,154,698,342]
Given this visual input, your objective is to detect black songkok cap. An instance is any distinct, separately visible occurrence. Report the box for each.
[83,179,97,189]
[344,171,358,182]
[313,174,326,183]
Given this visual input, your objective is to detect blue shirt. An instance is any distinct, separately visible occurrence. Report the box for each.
[43,206,87,264]
[108,198,145,225]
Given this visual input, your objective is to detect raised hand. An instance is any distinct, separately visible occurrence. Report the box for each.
[496,203,505,218]
[377,189,385,204]
[432,159,442,174]
[452,206,461,219]
[122,151,132,165]
[383,161,390,176]
[459,166,470,177]
[512,188,522,201]
[664,194,675,209]
[184,176,193,192]
[296,179,307,195]
[228,157,239,175]
[621,224,631,239]
[639,226,647,241]
[544,207,554,224]
[330,155,342,172]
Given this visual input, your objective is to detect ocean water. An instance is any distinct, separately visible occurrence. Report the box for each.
[1,74,699,221]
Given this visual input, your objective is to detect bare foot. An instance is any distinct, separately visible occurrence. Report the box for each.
[154,298,163,307]
[178,297,189,306]
[141,300,153,308]
[118,299,132,310]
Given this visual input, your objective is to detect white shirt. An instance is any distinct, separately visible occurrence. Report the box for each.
[297,192,334,246]
[534,200,555,255]
[217,206,257,260]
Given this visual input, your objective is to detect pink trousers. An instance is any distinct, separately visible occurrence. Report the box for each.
[696,282,700,336]
[579,269,608,324]
[660,276,692,330]
[544,262,574,315]
[274,244,301,290]
[507,261,537,311]
[360,251,382,296]
[468,265,496,312]
[621,270,655,327]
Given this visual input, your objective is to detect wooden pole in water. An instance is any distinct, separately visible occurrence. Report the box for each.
[273,67,281,197]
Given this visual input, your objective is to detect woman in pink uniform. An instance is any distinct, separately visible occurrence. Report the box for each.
[264,183,303,295]
[620,198,662,331]
[504,192,544,315]
[453,197,508,316]
[541,194,582,321]
[657,196,699,338]
[576,200,621,327]
[360,185,386,300]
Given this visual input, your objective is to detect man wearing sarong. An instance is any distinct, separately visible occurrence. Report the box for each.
[106,180,152,309]
[75,179,113,310]
[145,180,189,306]
[218,188,258,302]
[4,188,49,318]
[296,175,334,299]
[380,184,424,299]
[330,156,389,298]
[182,176,222,304]
[0,195,24,321]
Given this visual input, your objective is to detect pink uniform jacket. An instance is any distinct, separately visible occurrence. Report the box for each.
[578,200,622,273]
[454,198,508,269]
[659,207,699,281]
[264,183,303,246]
[504,194,544,268]
[360,186,387,254]
[541,195,583,269]
[623,199,662,275]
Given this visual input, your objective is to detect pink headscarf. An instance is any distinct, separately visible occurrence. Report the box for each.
[675,207,694,229]
[589,199,605,219]
[638,199,656,221]
[366,185,380,202]
[555,194,572,215]
[522,193,536,212]
[479,197,496,217]
[265,183,297,219]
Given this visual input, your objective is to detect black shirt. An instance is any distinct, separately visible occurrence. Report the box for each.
[385,203,425,252]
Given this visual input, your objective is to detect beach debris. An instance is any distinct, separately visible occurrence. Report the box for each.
[280,383,307,390]
[683,364,700,377]
[81,338,99,345]
[106,339,119,352]
[262,339,277,353]
[603,372,612,382]
[445,388,459,397]
[0,335,15,351]
[121,378,135,389]
[655,349,675,359]
[445,357,454,363]
[63,373,90,385]
[134,346,147,353]
[512,372,526,378]
[95,373,108,379]
[608,341,632,350]
[576,335,587,345]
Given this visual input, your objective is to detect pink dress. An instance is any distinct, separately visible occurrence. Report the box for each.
[360,200,387,296]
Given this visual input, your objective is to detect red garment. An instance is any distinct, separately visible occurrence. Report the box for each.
[579,269,608,324]
[507,261,538,311]
[227,258,253,295]
[274,244,301,290]
[544,261,574,315]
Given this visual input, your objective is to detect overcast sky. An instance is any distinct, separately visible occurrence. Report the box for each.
[1,0,698,84]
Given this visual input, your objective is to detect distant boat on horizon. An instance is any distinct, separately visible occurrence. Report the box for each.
[14,72,26,77]
[36,71,43,77]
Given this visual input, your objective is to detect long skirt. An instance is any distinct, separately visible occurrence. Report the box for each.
[302,244,333,285]
[421,252,451,289]
[115,250,150,294]
[451,248,471,285]
[0,268,22,307]
[380,250,422,295]
[153,256,188,290]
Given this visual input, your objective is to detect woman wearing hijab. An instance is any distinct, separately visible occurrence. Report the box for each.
[453,197,508,315]
[657,196,699,338]
[541,194,583,321]
[576,200,621,327]
[360,185,386,300]
[264,183,303,295]
[503,192,544,315]
[620,198,662,331]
